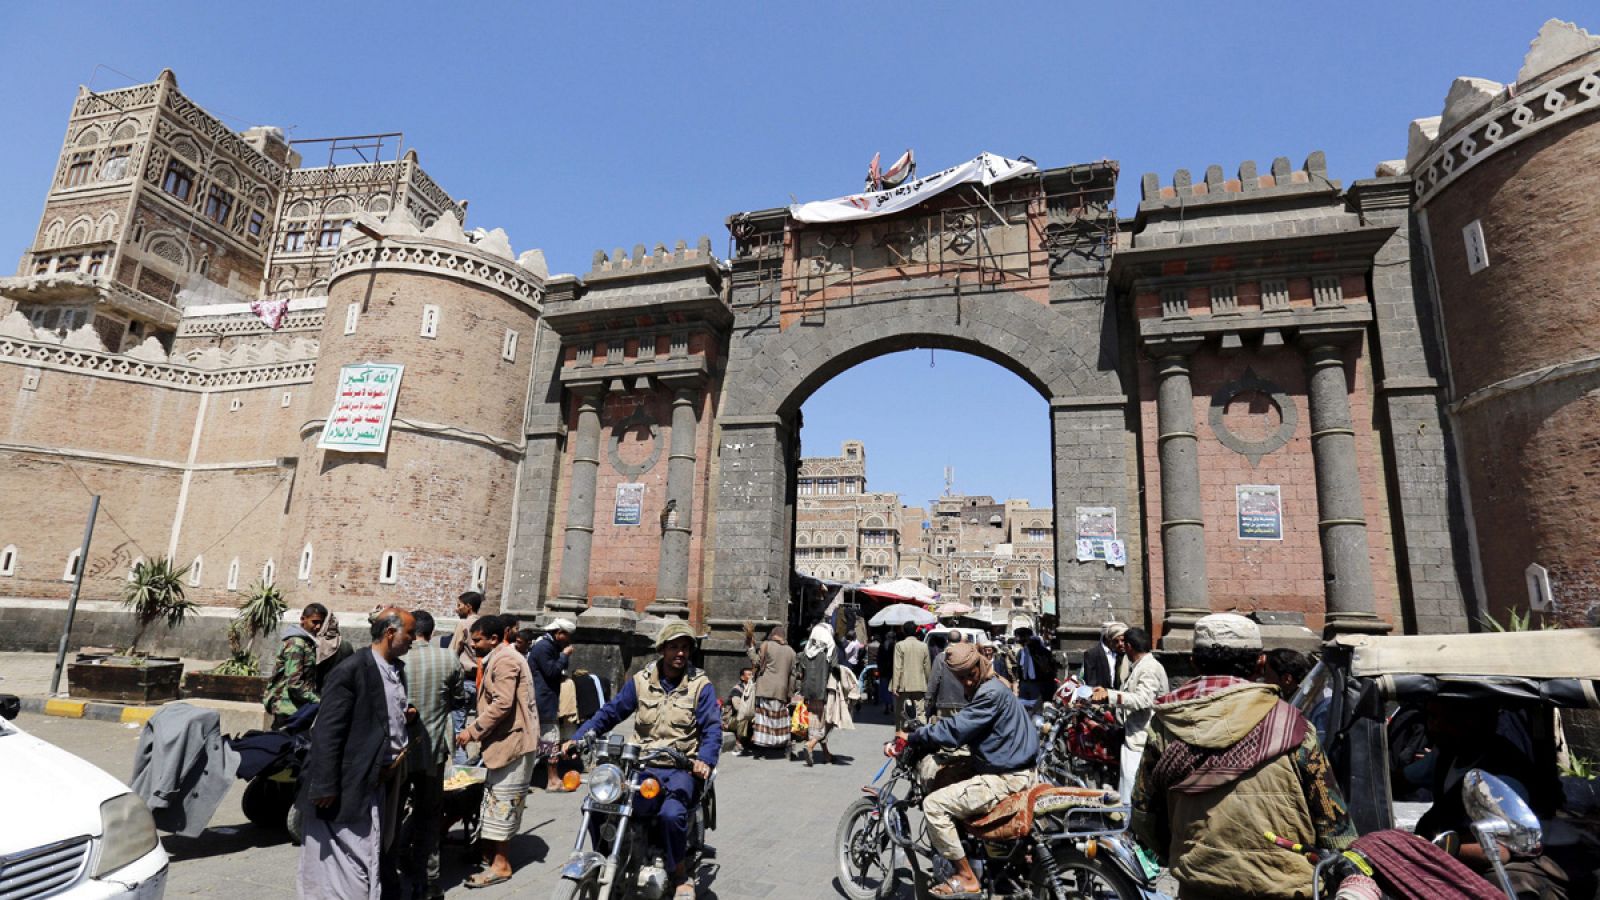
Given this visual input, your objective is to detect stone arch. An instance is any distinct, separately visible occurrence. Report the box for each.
[42,219,65,248]
[169,135,201,162]
[95,212,119,241]
[834,532,848,546]
[864,515,885,529]
[112,119,139,142]
[209,162,239,190]
[145,232,189,269]
[287,200,313,218]
[75,126,102,147]
[65,217,92,246]
[795,533,809,546]
[324,196,355,217]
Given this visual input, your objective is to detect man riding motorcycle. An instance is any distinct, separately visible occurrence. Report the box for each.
[563,622,721,900]
[884,641,1039,899]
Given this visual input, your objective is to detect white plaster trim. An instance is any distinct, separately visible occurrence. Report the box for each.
[168,392,209,558]
[182,297,327,317]
[1414,56,1600,206]
[329,236,544,308]
[0,336,314,392]
[0,440,285,473]
[1448,350,1600,414]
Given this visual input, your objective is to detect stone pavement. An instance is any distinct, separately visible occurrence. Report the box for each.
[10,702,911,899]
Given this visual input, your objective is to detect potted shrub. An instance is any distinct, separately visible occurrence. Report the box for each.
[68,557,196,704]
[184,580,284,702]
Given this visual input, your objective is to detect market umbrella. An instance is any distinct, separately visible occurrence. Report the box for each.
[870,577,939,601]
[868,603,938,628]
[936,601,974,617]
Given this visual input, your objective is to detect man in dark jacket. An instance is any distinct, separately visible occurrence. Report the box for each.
[1013,626,1057,712]
[886,641,1038,898]
[528,617,574,790]
[1081,621,1127,690]
[297,607,416,900]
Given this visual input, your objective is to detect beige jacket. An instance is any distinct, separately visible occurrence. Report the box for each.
[889,638,930,694]
[465,643,538,769]
[1106,653,1169,752]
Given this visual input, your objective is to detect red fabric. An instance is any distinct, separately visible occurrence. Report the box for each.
[1151,698,1308,794]
[1350,830,1503,900]
[1157,674,1252,705]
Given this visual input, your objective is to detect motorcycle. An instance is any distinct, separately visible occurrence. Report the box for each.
[550,733,717,900]
[1035,680,1123,793]
[835,737,1156,899]
[1266,769,1544,900]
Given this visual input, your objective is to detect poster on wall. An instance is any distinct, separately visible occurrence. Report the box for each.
[318,363,404,453]
[1237,484,1284,540]
[613,483,645,526]
[1074,507,1116,561]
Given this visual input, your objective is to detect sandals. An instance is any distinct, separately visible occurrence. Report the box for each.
[672,883,697,899]
[929,877,984,899]
[464,870,511,889]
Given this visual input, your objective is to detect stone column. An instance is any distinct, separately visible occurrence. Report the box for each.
[1152,342,1208,646]
[552,383,603,613]
[650,377,702,618]
[1301,330,1388,636]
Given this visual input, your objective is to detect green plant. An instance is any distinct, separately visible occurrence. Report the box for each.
[209,579,284,677]
[122,557,197,655]
[1562,754,1598,781]
[1477,607,1557,632]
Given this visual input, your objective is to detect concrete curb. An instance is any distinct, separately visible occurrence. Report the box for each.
[19,696,158,725]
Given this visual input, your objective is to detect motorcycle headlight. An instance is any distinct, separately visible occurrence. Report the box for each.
[588,764,625,805]
[95,792,159,877]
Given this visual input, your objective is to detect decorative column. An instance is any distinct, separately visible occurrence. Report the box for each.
[1301,328,1388,636]
[1152,340,1209,646]
[650,376,702,618]
[552,382,603,613]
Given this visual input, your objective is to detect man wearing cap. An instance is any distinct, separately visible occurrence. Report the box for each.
[528,617,575,791]
[564,622,721,899]
[1132,613,1354,900]
[1082,621,1128,690]
[885,641,1038,899]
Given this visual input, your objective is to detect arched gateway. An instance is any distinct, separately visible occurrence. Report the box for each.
[508,153,1467,686]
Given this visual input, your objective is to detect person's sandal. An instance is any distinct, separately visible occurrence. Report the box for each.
[929,876,983,898]
[464,871,511,889]
[672,882,697,899]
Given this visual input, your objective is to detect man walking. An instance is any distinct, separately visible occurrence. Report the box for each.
[528,617,575,791]
[1089,627,1167,803]
[454,615,538,889]
[264,602,326,728]
[1132,614,1354,900]
[451,591,484,765]
[401,609,461,900]
[889,622,929,728]
[298,607,416,900]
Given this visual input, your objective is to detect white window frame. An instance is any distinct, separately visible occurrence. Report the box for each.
[470,557,487,592]
[298,544,314,581]
[379,551,400,585]
[501,329,519,362]
[62,549,81,582]
[0,545,15,577]
[128,556,144,582]
[262,559,276,585]
[420,304,441,339]
[344,302,360,335]
[226,557,240,591]
[188,557,203,587]
[281,391,293,408]
[1463,219,1490,275]
[229,398,243,412]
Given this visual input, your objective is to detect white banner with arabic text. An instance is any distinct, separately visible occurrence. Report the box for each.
[789,152,1038,224]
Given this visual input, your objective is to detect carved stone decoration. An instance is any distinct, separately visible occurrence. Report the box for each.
[607,402,662,478]
[1209,367,1299,465]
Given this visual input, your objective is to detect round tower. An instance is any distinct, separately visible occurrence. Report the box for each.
[282,217,544,615]
[1411,20,1600,626]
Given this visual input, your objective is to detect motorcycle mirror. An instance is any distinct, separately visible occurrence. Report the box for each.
[1463,769,1542,856]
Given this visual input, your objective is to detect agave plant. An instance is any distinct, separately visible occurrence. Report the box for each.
[122,557,198,655]
[212,579,286,676]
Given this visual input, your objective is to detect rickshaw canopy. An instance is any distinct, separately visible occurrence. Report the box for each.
[1334,628,1600,680]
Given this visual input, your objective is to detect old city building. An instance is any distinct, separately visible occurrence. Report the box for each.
[2,22,1597,681]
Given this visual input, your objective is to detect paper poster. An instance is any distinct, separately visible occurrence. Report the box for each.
[613,483,645,526]
[1075,507,1116,561]
[1105,540,1127,568]
[1237,484,1284,541]
[318,363,404,453]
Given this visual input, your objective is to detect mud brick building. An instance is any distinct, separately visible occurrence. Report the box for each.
[3,22,1598,684]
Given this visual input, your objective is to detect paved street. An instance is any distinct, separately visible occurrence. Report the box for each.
[13,705,906,899]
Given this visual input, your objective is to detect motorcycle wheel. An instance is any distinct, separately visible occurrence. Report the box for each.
[241,777,293,831]
[1033,847,1140,900]
[549,872,601,900]
[836,797,898,900]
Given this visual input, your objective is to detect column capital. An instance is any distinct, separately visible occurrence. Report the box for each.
[566,379,607,402]
[1295,324,1364,353]
[1145,336,1205,363]
[656,371,706,393]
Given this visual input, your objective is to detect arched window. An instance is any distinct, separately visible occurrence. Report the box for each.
[43,219,65,249]
[0,545,16,577]
[262,559,276,585]
[62,549,82,582]
[226,558,240,591]
[95,213,119,241]
[188,557,203,587]
[379,552,400,585]
[298,544,313,581]
[470,557,487,593]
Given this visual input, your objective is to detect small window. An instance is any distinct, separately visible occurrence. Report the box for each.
[204,186,233,225]
[161,160,195,201]
[1463,219,1489,275]
[282,228,306,252]
[226,557,240,591]
[247,211,265,237]
[188,557,203,587]
[343,302,360,335]
[0,545,16,577]
[420,304,440,339]
[318,220,348,249]
[229,398,243,412]
[298,544,313,581]
[470,557,487,592]
[379,551,400,585]
[62,549,81,582]
[262,559,276,585]
[85,252,106,276]
[65,153,94,187]
[501,329,519,361]
[281,391,293,408]
[99,147,131,182]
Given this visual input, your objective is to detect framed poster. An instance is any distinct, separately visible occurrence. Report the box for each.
[318,363,404,453]
[1237,484,1284,540]
[1075,507,1116,561]
[613,483,645,525]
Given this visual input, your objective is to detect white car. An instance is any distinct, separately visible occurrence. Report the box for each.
[0,696,168,898]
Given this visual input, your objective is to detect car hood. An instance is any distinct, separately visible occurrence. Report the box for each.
[0,722,129,851]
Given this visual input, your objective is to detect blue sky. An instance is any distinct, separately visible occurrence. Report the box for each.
[1,2,1588,507]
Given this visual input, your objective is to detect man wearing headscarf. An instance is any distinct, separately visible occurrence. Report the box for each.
[885,642,1038,899]
[745,624,795,756]
[1082,621,1127,690]
[793,622,837,766]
